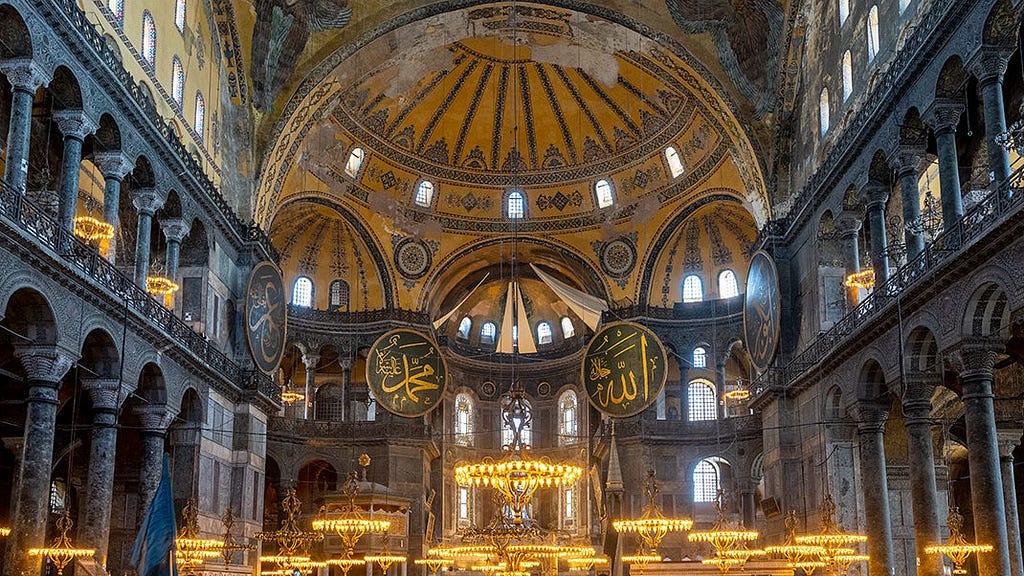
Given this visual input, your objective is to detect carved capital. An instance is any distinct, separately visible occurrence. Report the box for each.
[134,404,176,433]
[959,338,1004,373]
[901,373,940,419]
[93,151,134,181]
[0,58,50,93]
[889,147,924,177]
[834,210,863,238]
[52,109,97,141]
[968,46,1013,86]
[302,353,321,371]
[863,181,889,210]
[13,346,74,383]
[81,378,121,412]
[853,400,889,432]
[131,188,163,215]
[923,100,965,133]
[159,217,190,243]
[997,429,1022,457]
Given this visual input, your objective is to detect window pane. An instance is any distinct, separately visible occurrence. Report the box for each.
[559,391,577,446]
[693,460,720,503]
[172,57,184,105]
[688,380,717,421]
[820,88,830,135]
[693,347,707,369]
[839,0,849,25]
[868,6,880,61]
[108,0,124,21]
[142,13,156,64]
[175,0,187,31]
[293,277,313,307]
[842,51,853,100]
[415,180,434,207]
[595,179,613,208]
[345,148,364,177]
[683,275,703,303]
[665,147,684,178]
[719,270,739,299]
[507,190,525,219]
[537,322,552,345]
[194,92,205,141]
[457,317,472,339]
[455,393,474,446]
[561,317,574,338]
[481,322,497,345]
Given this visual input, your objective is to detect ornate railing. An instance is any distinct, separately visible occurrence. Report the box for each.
[38,0,278,262]
[287,306,431,326]
[754,168,1024,397]
[268,416,430,439]
[0,182,278,402]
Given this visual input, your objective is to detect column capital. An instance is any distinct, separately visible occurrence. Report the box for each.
[863,181,890,209]
[340,358,353,371]
[159,217,190,243]
[13,346,74,383]
[923,100,965,133]
[0,58,50,93]
[901,373,940,420]
[834,210,863,238]
[968,45,1014,86]
[302,353,321,371]
[131,188,163,216]
[959,338,1005,374]
[52,109,97,141]
[996,429,1022,457]
[134,404,177,433]
[853,400,889,433]
[889,147,925,176]
[81,378,121,412]
[93,151,134,181]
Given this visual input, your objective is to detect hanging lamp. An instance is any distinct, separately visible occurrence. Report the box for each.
[27,509,95,575]
[925,505,993,574]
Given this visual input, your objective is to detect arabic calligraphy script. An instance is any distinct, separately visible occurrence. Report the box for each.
[245,262,287,374]
[368,330,446,417]
[583,323,666,417]
[744,252,780,371]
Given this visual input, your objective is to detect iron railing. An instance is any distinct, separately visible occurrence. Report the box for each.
[754,168,1024,397]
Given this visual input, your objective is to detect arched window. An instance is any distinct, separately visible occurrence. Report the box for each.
[175,0,187,32]
[693,346,707,369]
[141,12,156,65]
[842,51,853,100]
[665,146,684,178]
[560,483,578,529]
[718,269,739,299]
[329,279,349,310]
[594,179,614,208]
[501,398,532,449]
[558,391,578,446]
[560,317,575,339]
[819,88,830,135]
[536,322,553,345]
[171,57,185,106]
[455,392,474,446]
[506,190,526,219]
[457,317,472,340]
[838,0,849,26]
[292,277,313,308]
[682,274,704,303]
[899,0,910,13]
[457,486,473,528]
[345,147,365,178]
[688,379,717,421]
[867,6,880,61]
[481,322,497,345]
[693,459,720,503]
[107,0,124,23]
[315,383,345,421]
[415,180,434,208]
[194,92,205,141]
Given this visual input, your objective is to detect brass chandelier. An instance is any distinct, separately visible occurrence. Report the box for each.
[925,505,993,574]
[688,490,761,574]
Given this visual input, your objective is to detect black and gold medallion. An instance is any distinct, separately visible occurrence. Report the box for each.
[744,250,781,373]
[366,329,447,418]
[582,322,667,418]
[245,261,288,375]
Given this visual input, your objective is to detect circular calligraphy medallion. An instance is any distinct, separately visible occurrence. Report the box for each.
[394,238,431,280]
[743,250,781,373]
[366,329,447,418]
[481,381,497,398]
[245,261,288,375]
[537,381,551,397]
[581,322,667,418]
[600,237,637,278]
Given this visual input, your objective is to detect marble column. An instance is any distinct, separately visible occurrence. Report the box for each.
[1,436,24,525]
[302,352,320,420]
[79,378,121,566]
[864,181,890,283]
[159,218,189,280]
[924,101,965,230]
[135,404,175,526]
[340,358,352,422]
[835,210,863,307]
[7,346,73,576]
[969,47,1013,185]
[901,374,945,576]
[131,188,162,286]
[997,431,1024,576]
[855,401,896,576]
[93,152,134,262]
[959,340,1011,576]
[52,110,96,232]
[0,59,49,195]
[890,148,926,260]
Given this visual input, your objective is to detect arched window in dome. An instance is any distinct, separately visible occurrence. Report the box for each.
[838,0,849,26]
[506,190,526,220]
[719,269,740,299]
[688,379,717,421]
[682,274,704,303]
[457,317,472,340]
[501,398,533,449]
[455,392,474,446]
[693,346,707,369]
[561,317,575,339]
[194,92,205,142]
[141,12,156,65]
[536,322,553,345]
[665,146,685,178]
[867,6,880,61]
[594,179,614,208]
[415,180,435,207]
[175,0,187,32]
[819,88,830,135]
[171,57,184,106]
[107,0,124,23]
[329,279,349,310]
[842,51,853,101]
[292,277,313,308]
[693,459,720,503]
[345,147,365,178]
[558,390,578,446]
[457,486,474,528]
[481,322,497,345]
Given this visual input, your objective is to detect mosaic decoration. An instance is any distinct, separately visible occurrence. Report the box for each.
[744,251,781,373]
[245,262,287,374]
[582,322,667,418]
[445,192,493,213]
[682,220,703,272]
[599,236,638,279]
[366,329,447,417]
[394,238,432,280]
[706,216,733,266]
[536,190,583,212]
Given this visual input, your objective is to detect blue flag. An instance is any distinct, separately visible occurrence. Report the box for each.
[131,454,179,576]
